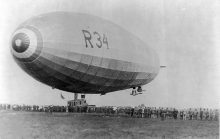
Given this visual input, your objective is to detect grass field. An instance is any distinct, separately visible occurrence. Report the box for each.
[0,111,218,139]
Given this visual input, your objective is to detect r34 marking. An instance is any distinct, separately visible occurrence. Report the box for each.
[82,30,109,49]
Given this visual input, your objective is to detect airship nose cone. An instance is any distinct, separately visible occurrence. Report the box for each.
[11,26,43,62]
[12,33,30,53]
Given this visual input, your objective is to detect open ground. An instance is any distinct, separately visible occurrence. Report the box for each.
[0,111,218,139]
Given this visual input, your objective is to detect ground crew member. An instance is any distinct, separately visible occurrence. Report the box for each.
[205,109,209,120]
[183,110,187,120]
[200,108,203,120]
[131,107,134,117]
[141,107,145,118]
[194,109,198,120]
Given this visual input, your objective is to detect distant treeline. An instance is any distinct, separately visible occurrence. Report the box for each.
[0,103,219,121]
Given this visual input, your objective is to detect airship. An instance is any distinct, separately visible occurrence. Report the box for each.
[10,12,160,96]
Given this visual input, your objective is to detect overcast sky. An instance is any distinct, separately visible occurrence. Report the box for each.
[0,0,219,108]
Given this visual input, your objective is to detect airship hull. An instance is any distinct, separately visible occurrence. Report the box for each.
[11,12,160,94]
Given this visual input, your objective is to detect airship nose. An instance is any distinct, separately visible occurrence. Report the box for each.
[11,27,43,62]
[12,33,30,53]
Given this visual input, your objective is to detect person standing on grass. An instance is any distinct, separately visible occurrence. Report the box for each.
[156,108,160,118]
[131,107,134,117]
[188,108,192,120]
[183,109,187,120]
[173,108,178,120]
[203,108,206,120]
[148,107,151,118]
[165,108,169,119]
[205,108,209,120]
[200,108,203,120]
[179,110,183,120]
[214,109,219,121]
[144,107,148,118]
[141,107,145,118]
[193,109,196,120]
[210,109,213,120]
[160,108,165,121]
[151,107,155,118]
[195,109,198,120]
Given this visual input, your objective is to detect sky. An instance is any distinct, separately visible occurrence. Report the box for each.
[0,0,219,108]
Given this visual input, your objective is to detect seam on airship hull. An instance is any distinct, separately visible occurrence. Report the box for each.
[77,54,94,82]
[13,26,43,63]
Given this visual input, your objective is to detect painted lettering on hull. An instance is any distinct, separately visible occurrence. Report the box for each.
[82,30,109,49]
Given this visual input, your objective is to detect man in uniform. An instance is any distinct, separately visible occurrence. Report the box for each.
[205,108,209,120]
[194,109,198,120]
[131,107,134,117]
[156,108,160,118]
[173,108,178,120]
[160,108,165,121]
[141,107,145,118]
[183,109,187,120]
[214,109,219,121]
[144,107,148,118]
[188,108,192,120]
[180,110,183,120]
[200,108,203,120]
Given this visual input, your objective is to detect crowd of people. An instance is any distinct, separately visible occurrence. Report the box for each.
[0,103,219,121]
